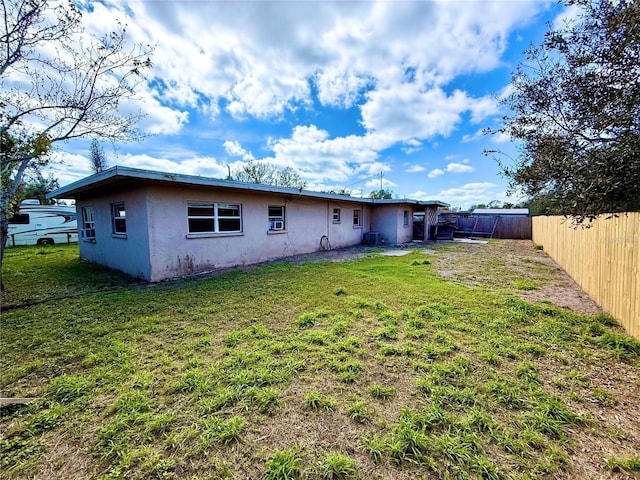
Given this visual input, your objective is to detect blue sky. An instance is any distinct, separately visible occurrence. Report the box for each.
[48,0,569,209]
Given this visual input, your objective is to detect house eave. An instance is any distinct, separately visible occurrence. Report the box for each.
[47,165,448,207]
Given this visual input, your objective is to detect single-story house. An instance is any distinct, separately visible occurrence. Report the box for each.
[47,166,448,282]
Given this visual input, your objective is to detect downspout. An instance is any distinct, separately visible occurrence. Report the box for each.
[326,200,330,240]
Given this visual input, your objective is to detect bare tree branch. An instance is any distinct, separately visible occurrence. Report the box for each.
[0,0,154,280]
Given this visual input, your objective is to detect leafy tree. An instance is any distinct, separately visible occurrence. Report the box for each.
[369,189,394,200]
[1,0,153,277]
[230,161,307,189]
[468,203,487,211]
[16,171,59,206]
[520,193,564,216]
[488,0,640,222]
[230,160,277,184]
[89,139,108,173]
[274,166,307,189]
[334,188,352,196]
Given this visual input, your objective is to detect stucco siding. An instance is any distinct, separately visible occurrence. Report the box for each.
[145,185,369,281]
[368,204,415,244]
[396,204,414,244]
[76,187,151,279]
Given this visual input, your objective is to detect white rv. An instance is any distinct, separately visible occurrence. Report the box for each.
[6,200,78,246]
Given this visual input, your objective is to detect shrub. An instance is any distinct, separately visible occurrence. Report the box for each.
[264,449,303,480]
[318,453,358,480]
[347,400,373,423]
[304,391,336,412]
[369,383,394,400]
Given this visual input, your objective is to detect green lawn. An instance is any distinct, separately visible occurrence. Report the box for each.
[1,243,639,479]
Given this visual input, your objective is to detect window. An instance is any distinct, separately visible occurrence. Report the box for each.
[8,213,29,224]
[353,209,362,227]
[332,208,341,223]
[188,203,242,234]
[81,207,96,241]
[403,210,409,227]
[112,202,127,234]
[268,205,285,231]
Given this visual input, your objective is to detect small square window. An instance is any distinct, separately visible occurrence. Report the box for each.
[112,202,127,234]
[353,209,362,227]
[81,206,96,241]
[268,205,286,230]
[333,208,341,223]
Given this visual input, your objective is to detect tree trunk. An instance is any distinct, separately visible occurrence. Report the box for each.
[1,159,31,291]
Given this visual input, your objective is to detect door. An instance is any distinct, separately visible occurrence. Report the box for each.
[412,213,425,240]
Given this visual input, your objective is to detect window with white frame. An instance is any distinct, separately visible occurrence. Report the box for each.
[188,203,242,234]
[268,205,286,231]
[332,208,341,223]
[112,202,127,234]
[403,210,409,227]
[81,206,96,240]
[353,209,362,227]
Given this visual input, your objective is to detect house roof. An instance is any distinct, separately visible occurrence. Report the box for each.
[472,208,529,215]
[47,166,449,207]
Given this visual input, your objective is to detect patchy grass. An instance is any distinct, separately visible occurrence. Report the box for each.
[1,244,139,306]
[1,242,639,479]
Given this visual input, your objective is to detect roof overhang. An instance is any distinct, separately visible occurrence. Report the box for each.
[47,165,449,207]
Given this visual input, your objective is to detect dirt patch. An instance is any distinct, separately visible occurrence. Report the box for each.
[262,239,603,316]
[431,239,640,479]
[433,239,603,315]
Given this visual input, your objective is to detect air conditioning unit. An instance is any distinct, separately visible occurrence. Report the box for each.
[272,220,284,230]
[363,232,380,244]
[81,228,96,240]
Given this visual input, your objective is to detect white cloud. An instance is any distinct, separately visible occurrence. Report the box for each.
[447,162,475,173]
[45,152,94,186]
[256,125,392,183]
[491,131,512,143]
[131,96,189,135]
[39,0,553,192]
[401,138,423,154]
[469,95,499,124]
[435,182,500,207]
[411,183,515,208]
[77,0,546,127]
[223,140,255,161]
[405,165,426,173]
[116,154,228,179]
[365,178,398,188]
[553,3,583,30]
[462,129,487,143]
[361,86,472,141]
[315,69,370,108]
[408,190,438,201]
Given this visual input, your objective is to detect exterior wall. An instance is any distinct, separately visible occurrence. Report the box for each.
[76,187,151,280]
[370,204,413,244]
[145,185,370,281]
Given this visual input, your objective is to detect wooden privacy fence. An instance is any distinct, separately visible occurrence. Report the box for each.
[457,216,532,239]
[532,213,640,340]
